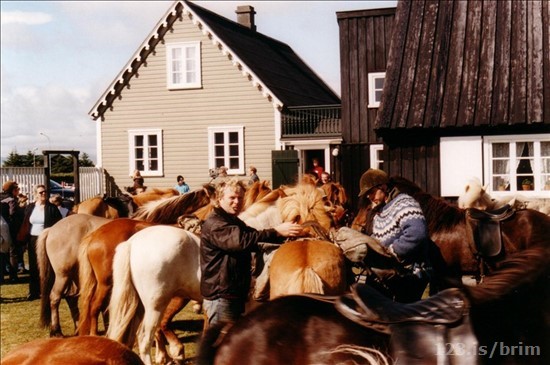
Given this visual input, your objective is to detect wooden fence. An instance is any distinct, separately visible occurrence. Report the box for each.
[1,167,105,203]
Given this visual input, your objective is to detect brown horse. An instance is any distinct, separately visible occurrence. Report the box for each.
[1,335,144,365]
[73,188,180,218]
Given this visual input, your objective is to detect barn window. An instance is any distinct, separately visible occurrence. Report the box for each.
[484,136,550,193]
[166,41,202,89]
[208,126,245,175]
[128,129,164,177]
[367,72,385,108]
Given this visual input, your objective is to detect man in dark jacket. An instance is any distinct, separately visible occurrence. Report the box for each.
[1,181,24,282]
[200,178,302,326]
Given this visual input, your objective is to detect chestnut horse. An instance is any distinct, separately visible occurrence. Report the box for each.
[73,188,180,218]
[1,335,144,365]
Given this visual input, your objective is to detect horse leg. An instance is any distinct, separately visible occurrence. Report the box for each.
[48,277,71,337]
[138,304,166,365]
[155,296,189,364]
[64,295,80,333]
[89,279,111,335]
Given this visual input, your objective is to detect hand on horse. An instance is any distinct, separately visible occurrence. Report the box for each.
[275,222,303,238]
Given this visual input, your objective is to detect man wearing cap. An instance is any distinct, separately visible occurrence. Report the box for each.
[357,169,431,302]
[1,181,25,282]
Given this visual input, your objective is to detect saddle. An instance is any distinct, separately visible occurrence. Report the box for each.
[466,204,515,258]
[336,284,478,365]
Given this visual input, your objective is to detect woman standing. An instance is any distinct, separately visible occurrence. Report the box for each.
[18,184,62,300]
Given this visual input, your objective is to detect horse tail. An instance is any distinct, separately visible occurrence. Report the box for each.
[76,235,95,335]
[196,323,226,365]
[284,267,324,296]
[37,228,54,328]
[106,240,143,347]
[461,246,549,305]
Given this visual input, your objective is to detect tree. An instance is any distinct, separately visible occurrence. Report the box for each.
[2,149,94,169]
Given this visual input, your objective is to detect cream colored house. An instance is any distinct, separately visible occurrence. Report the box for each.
[89,0,340,193]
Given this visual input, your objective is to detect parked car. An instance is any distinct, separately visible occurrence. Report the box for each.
[49,179,75,201]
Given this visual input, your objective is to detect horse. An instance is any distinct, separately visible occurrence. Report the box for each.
[458,177,550,215]
[37,214,112,337]
[197,245,550,365]
[106,226,202,365]
[1,335,145,365]
[106,180,344,364]
[73,188,180,218]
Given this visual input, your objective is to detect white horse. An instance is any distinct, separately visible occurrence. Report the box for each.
[458,177,550,215]
[107,226,202,365]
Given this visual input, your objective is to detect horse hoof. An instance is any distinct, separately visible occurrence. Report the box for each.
[49,331,64,338]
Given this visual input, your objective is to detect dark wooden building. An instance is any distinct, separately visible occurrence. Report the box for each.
[338,0,550,205]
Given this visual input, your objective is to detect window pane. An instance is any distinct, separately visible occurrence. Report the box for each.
[492,143,508,157]
[542,159,550,174]
[229,132,238,144]
[541,142,550,156]
[229,158,239,169]
[136,160,144,171]
[215,145,224,157]
[186,47,195,59]
[215,133,224,144]
[135,136,144,147]
[493,177,509,191]
[149,160,158,171]
[375,90,383,102]
[149,148,158,159]
[516,142,533,157]
[492,160,509,174]
[215,158,224,167]
[374,77,384,89]
[148,135,157,146]
[229,145,239,156]
[135,148,143,159]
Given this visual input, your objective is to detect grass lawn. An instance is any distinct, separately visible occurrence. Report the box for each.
[1,272,204,363]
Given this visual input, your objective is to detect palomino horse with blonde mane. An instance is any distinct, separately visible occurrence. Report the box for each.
[106,180,347,364]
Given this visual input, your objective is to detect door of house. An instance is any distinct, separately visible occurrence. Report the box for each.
[272,150,299,189]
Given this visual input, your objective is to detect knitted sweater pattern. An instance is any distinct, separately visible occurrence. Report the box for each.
[371,193,428,260]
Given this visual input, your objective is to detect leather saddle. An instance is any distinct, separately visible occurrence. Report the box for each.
[336,284,478,365]
[466,204,515,257]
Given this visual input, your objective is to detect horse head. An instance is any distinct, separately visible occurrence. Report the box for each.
[458,177,494,210]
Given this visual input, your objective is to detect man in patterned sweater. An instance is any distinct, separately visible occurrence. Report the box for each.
[358,169,431,302]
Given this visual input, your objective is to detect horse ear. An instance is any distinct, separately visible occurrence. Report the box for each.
[482,184,489,192]
[464,184,470,193]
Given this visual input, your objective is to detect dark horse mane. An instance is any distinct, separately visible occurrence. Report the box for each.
[391,177,466,233]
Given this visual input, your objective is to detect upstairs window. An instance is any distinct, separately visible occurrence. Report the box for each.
[128,129,163,176]
[368,72,385,108]
[208,126,244,175]
[166,41,201,89]
[485,136,550,193]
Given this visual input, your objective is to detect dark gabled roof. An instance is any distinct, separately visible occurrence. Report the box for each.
[185,0,339,107]
[376,0,550,135]
[90,0,339,120]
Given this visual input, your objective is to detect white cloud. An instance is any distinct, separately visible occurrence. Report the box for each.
[1,11,53,25]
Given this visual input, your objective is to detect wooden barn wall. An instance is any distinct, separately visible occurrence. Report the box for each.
[384,138,440,196]
[337,8,396,208]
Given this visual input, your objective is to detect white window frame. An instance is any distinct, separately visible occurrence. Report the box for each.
[369,144,384,169]
[128,129,164,177]
[166,41,202,90]
[367,72,386,108]
[483,134,550,194]
[208,126,245,175]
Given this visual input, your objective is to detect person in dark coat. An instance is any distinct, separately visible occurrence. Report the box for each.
[200,178,302,326]
[18,184,62,300]
[1,181,25,282]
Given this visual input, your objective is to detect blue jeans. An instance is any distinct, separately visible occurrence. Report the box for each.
[203,297,245,326]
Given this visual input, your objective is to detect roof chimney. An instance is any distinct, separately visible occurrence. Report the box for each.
[236,5,256,31]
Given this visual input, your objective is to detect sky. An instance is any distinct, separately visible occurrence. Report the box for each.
[1,0,396,164]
